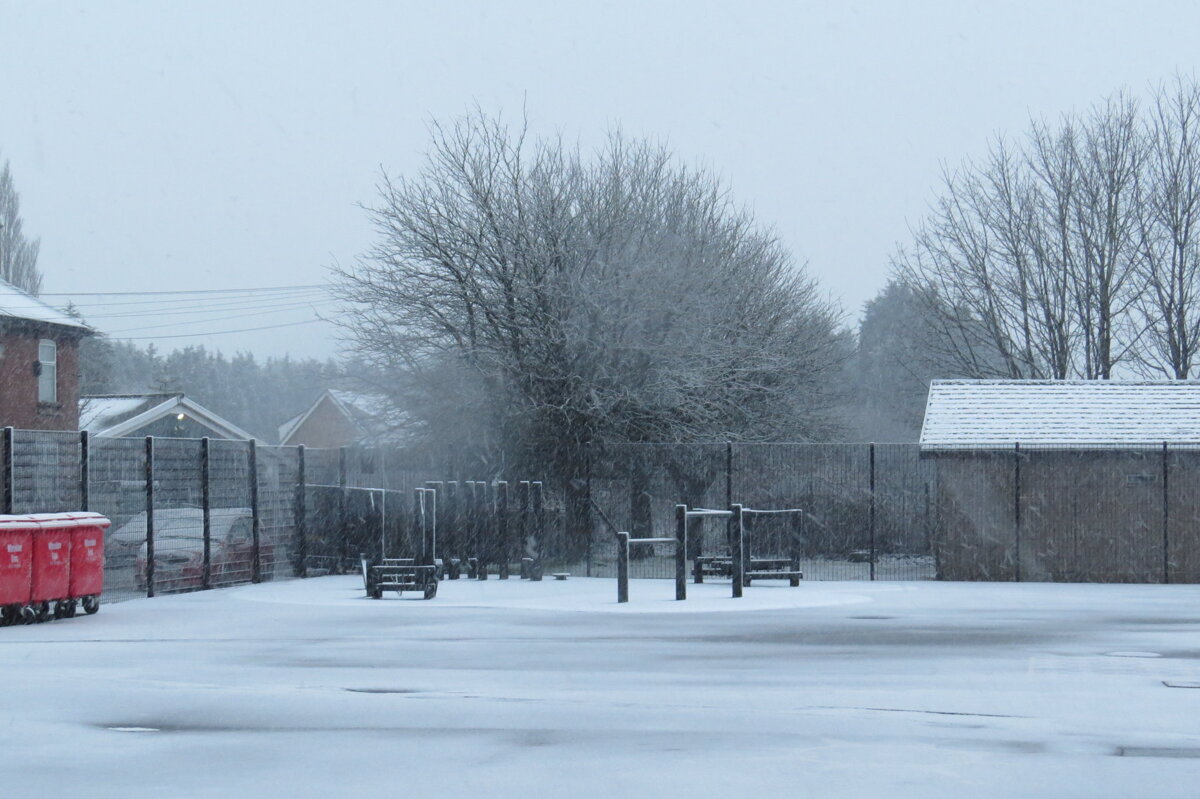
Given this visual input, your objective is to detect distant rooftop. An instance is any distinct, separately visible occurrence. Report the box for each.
[80,393,255,440]
[0,277,91,331]
[920,380,1200,450]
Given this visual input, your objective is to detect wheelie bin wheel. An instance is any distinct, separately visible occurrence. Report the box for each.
[34,602,51,623]
[20,605,37,624]
[82,595,100,615]
[423,579,438,600]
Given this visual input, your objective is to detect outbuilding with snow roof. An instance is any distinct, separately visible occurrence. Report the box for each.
[80,393,255,440]
[920,380,1200,583]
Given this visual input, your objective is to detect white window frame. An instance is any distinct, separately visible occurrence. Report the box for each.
[38,339,57,404]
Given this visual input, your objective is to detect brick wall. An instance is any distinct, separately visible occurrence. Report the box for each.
[0,329,81,431]
[285,396,360,447]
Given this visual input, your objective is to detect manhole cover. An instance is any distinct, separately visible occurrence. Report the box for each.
[108,727,159,733]
[1105,651,1162,658]
[1163,681,1200,689]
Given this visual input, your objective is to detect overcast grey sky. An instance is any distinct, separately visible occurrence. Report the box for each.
[2,0,1198,359]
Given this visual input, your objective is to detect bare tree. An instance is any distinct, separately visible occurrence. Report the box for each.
[895,91,1150,380]
[334,111,846,544]
[1136,76,1200,377]
[1069,93,1145,378]
[0,156,42,295]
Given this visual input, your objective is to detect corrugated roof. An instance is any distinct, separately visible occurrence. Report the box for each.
[0,277,90,331]
[920,380,1200,449]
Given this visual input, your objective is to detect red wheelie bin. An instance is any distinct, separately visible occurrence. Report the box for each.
[0,516,36,625]
[67,512,110,615]
[29,513,73,622]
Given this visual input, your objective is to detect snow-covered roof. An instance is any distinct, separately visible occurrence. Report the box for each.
[80,393,256,440]
[0,277,90,332]
[920,380,1200,450]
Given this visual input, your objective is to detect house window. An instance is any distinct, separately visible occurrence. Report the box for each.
[38,339,57,403]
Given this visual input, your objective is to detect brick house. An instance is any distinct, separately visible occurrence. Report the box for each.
[0,278,91,431]
[277,390,403,447]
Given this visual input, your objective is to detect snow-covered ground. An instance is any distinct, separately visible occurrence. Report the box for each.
[4,576,1200,798]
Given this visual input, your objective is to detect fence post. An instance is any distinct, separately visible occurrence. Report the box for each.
[445,481,459,578]
[731,503,744,598]
[616,531,629,603]
[869,442,876,581]
[338,446,349,570]
[249,439,261,583]
[518,480,531,578]
[674,503,687,601]
[426,486,437,567]
[585,441,594,578]
[79,430,89,512]
[496,480,509,579]
[425,481,444,572]
[145,436,155,598]
[531,481,544,581]
[2,427,13,515]
[295,445,307,578]
[725,441,733,508]
[1013,441,1022,582]
[1163,441,1170,584]
[201,437,212,590]
[475,482,489,580]
[424,489,439,563]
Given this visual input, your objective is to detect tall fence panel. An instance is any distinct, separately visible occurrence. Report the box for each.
[148,437,204,595]
[257,445,299,581]
[1021,446,1164,583]
[207,438,254,587]
[733,443,873,580]
[10,429,81,513]
[88,436,148,603]
[872,444,937,580]
[588,442,727,579]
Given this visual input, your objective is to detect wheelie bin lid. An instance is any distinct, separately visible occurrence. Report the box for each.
[25,512,110,530]
[61,512,112,529]
[0,514,39,530]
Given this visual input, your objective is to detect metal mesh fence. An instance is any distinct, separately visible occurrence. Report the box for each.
[6,428,1200,608]
[207,438,252,588]
[149,437,204,595]
[258,445,299,580]
[588,443,727,579]
[11,429,81,513]
[88,436,147,603]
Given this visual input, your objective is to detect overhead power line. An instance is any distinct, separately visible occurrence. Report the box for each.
[103,303,331,334]
[40,283,327,297]
[84,296,336,321]
[112,318,329,340]
[58,288,328,311]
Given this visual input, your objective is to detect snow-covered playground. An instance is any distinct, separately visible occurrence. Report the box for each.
[4,575,1200,798]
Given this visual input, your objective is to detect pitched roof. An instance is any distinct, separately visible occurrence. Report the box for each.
[0,277,91,332]
[278,389,408,445]
[80,393,256,440]
[920,380,1200,450]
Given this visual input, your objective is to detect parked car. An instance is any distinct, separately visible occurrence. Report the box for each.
[106,506,202,568]
[114,508,276,592]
